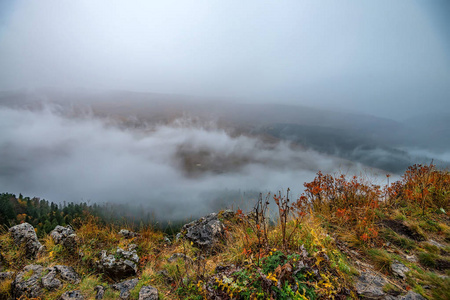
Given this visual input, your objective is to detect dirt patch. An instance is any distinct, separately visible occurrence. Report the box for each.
[382,219,425,241]
[435,259,450,271]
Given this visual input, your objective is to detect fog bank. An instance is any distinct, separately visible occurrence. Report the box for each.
[0,106,385,219]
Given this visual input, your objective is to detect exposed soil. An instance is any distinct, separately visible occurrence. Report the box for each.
[435,259,450,271]
[382,219,425,241]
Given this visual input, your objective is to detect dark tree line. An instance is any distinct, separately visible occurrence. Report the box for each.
[0,193,108,236]
[0,193,170,236]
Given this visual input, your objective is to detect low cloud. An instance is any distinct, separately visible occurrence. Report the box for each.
[0,106,386,220]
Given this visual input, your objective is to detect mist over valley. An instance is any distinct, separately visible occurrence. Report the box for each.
[0,89,448,220]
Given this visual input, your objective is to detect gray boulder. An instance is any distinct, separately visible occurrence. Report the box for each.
[111,278,139,299]
[41,265,81,290]
[355,270,387,299]
[182,213,225,248]
[96,246,139,281]
[12,264,44,299]
[60,290,84,300]
[139,285,159,300]
[9,223,44,259]
[51,225,78,251]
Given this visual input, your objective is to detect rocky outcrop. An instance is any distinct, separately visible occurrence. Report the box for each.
[111,278,139,299]
[9,223,44,259]
[96,246,139,281]
[139,285,159,300]
[181,213,225,248]
[51,225,78,250]
[12,264,44,299]
[42,265,81,290]
[60,290,84,300]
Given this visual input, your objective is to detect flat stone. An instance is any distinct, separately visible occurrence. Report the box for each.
[355,270,386,299]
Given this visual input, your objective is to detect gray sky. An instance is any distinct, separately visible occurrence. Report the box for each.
[0,0,449,119]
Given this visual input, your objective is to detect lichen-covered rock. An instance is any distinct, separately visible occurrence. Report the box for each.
[355,270,386,299]
[12,264,44,299]
[139,285,159,300]
[50,225,78,250]
[94,285,105,299]
[119,229,138,239]
[9,223,44,259]
[60,290,84,300]
[41,265,81,290]
[116,247,139,264]
[391,260,409,279]
[111,278,139,299]
[182,213,225,248]
[96,246,139,281]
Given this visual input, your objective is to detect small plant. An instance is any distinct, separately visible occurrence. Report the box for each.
[418,252,438,268]
[390,164,450,215]
[367,248,393,272]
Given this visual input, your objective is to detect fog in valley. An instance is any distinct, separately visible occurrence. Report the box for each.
[0,97,376,219]
[0,1,449,220]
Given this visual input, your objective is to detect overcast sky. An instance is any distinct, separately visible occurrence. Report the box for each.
[0,0,449,119]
